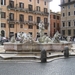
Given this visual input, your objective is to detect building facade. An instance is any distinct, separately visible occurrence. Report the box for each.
[60,0,75,37]
[50,10,61,37]
[1,0,51,39]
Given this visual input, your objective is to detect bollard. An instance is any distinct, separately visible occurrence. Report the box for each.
[64,46,69,58]
[41,50,47,63]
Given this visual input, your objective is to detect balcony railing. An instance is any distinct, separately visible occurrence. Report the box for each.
[7,5,16,11]
[34,10,49,16]
[7,19,16,24]
[34,10,43,15]
[15,7,28,12]
[26,9,35,14]
[44,22,49,26]
[7,5,49,16]
[26,21,36,25]
[43,12,49,16]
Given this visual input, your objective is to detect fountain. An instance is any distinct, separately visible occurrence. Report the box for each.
[4,21,72,52]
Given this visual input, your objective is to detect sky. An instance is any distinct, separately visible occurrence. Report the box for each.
[49,0,61,12]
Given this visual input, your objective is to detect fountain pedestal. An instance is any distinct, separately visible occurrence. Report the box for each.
[4,42,72,52]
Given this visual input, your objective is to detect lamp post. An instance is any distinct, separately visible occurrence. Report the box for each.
[44,0,52,37]
[8,8,10,39]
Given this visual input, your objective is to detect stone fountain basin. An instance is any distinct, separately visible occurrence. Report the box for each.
[4,42,72,51]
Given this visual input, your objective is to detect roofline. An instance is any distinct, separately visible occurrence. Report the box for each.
[59,1,75,7]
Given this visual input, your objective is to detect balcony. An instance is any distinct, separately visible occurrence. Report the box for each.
[7,5,16,11]
[60,1,75,6]
[16,7,27,12]
[7,19,26,24]
[26,21,35,25]
[44,22,49,26]
[43,12,49,16]
[26,9,35,14]
[34,10,43,15]
[17,20,25,24]
[7,19,16,24]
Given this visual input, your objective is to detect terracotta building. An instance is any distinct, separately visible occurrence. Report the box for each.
[50,10,61,37]
[60,0,75,37]
[1,0,51,39]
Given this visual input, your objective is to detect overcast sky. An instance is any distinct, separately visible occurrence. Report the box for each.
[49,0,61,12]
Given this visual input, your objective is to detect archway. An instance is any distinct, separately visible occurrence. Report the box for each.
[1,30,5,37]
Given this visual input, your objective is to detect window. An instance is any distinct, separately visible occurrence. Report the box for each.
[74,4,75,7]
[37,0,39,3]
[68,30,71,35]
[62,22,65,27]
[74,11,75,15]
[1,23,6,28]
[37,26,39,29]
[1,0,6,5]
[9,13,14,21]
[44,18,48,23]
[62,7,65,9]
[44,1,46,5]
[19,14,24,22]
[57,16,59,20]
[19,2,24,8]
[37,17,41,23]
[1,12,6,18]
[44,8,47,13]
[73,29,75,35]
[28,16,33,21]
[20,24,23,28]
[36,6,40,11]
[68,5,70,9]
[28,25,33,29]
[74,21,75,26]
[54,22,55,28]
[68,12,70,16]
[68,21,71,27]
[9,24,14,28]
[28,4,33,11]
[1,30,5,37]
[62,30,65,35]
[53,15,56,19]
[29,0,32,2]
[63,13,65,17]
[57,23,60,31]
[9,1,14,8]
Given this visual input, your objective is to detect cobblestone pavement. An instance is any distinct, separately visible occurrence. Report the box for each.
[0,44,75,75]
[0,57,75,75]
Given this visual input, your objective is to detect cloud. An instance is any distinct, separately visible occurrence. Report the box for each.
[49,0,61,12]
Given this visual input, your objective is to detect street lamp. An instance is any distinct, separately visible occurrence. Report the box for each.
[44,0,52,37]
[8,8,10,38]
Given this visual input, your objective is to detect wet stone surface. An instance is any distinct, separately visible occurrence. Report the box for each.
[0,57,75,75]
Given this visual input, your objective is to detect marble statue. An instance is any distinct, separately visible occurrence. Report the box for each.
[24,33,34,43]
[38,21,45,37]
[10,36,16,43]
[52,31,60,43]
[17,32,34,43]
[17,32,25,43]
[38,21,51,43]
